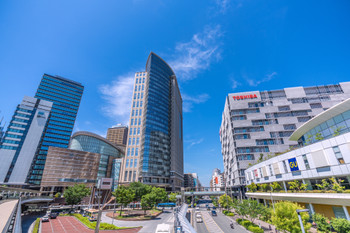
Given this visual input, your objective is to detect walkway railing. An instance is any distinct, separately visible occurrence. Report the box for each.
[174,204,196,233]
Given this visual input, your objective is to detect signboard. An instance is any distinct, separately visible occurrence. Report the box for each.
[215,177,218,184]
[97,178,113,190]
[254,169,258,177]
[232,94,258,101]
[288,158,299,171]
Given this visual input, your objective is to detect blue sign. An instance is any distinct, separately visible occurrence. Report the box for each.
[288,157,299,171]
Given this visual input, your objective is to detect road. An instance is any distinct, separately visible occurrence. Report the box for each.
[101,209,174,233]
[194,205,248,233]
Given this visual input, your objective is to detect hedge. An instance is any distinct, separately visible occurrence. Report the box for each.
[236,218,264,233]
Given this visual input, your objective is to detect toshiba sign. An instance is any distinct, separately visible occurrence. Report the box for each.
[232,94,258,100]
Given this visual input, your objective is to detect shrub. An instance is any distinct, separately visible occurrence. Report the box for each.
[226,212,234,216]
[248,226,264,233]
[344,189,350,193]
[242,220,252,228]
[331,218,350,233]
[33,218,40,233]
[237,218,243,224]
[312,213,331,233]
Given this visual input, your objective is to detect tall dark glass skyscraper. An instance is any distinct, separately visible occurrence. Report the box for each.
[28,74,84,185]
[120,52,184,191]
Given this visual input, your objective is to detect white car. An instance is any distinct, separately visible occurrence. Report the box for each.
[196,216,203,223]
[41,216,49,222]
[196,206,200,210]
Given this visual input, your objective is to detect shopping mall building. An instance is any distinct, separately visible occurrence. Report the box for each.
[245,98,350,220]
[220,82,350,197]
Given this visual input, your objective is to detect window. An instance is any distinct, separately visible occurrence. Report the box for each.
[130,159,133,168]
[124,171,128,181]
[132,138,135,145]
[278,106,290,111]
[134,159,138,167]
[128,138,131,145]
[136,101,139,107]
[128,171,132,181]
[127,148,130,156]
[126,159,129,168]
[302,154,310,169]
[283,124,296,130]
[129,129,132,135]
[135,110,138,116]
[133,128,136,135]
[133,171,136,181]
[137,93,140,99]
[137,128,140,135]
[142,85,144,90]
[310,103,322,109]
[269,165,274,176]
[136,137,139,145]
[282,160,288,173]
[131,148,134,156]
[333,146,345,164]
[133,101,135,107]
[139,109,142,116]
[135,148,139,156]
[140,101,143,107]
[138,118,141,125]
[130,119,134,125]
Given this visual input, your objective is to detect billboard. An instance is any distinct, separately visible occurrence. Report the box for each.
[97,178,113,190]
[288,157,299,171]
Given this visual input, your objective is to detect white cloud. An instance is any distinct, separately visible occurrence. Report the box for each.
[99,73,134,124]
[232,79,240,89]
[216,0,229,13]
[246,72,277,87]
[185,138,204,148]
[182,93,210,112]
[170,25,223,81]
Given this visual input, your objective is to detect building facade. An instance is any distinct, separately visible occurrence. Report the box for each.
[28,74,84,185]
[220,82,350,196]
[107,125,128,146]
[69,131,124,179]
[40,147,101,193]
[120,52,184,191]
[246,98,350,220]
[184,173,202,191]
[211,168,225,191]
[0,96,52,185]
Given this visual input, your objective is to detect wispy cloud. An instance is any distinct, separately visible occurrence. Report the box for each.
[170,25,223,81]
[246,72,277,87]
[182,93,210,112]
[185,138,204,149]
[99,73,134,124]
[216,0,230,14]
[232,79,240,89]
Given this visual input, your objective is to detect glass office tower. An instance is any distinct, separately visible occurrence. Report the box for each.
[28,74,84,185]
[121,52,184,191]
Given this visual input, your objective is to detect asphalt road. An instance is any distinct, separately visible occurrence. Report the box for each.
[194,204,247,233]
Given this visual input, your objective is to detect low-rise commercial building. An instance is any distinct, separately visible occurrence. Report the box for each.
[184,173,201,190]
[245,98,350,220]
[40,131,124,194]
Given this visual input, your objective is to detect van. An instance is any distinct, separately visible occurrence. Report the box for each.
[155,223,171,233]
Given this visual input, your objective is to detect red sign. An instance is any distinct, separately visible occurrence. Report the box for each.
[232,94,257,100]
[215,177,218,184]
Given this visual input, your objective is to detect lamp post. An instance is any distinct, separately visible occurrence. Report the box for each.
[296,209,309,233]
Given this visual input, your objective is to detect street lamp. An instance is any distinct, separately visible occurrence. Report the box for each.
[296,209,309,233]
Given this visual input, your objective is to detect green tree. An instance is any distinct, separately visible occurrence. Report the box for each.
[261,183,270,192]
[112,186,135,216]
[305,134,313,145]
[260,206,273,222]
[288,180,307,192]
[151,187,168,205]
[128,182,152,202]
[271,201,311,233]
[312,213,331,233]
[329,177,345,193]
[331,217,350,233]
[316,179,331,192]
[247,182,258,192]
[234,199,250,219]
[210,196,218,207]
[63,184,90,207]
[218,194,233,210]
[315,131,324,141]
[141,193,155,215]
[246,199,266,224]
[168,192,178,203]
[271,182,282,192]
[332,126,343,137]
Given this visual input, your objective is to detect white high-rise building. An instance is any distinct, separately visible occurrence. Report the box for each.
[220,82,350,197]
[211,168,225,191]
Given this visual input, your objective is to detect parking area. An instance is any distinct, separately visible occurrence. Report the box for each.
[41,216,141,233]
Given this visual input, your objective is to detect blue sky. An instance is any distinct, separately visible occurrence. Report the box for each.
[1,0,350,186]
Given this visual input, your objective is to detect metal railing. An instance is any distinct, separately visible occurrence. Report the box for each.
[173,204,196,233]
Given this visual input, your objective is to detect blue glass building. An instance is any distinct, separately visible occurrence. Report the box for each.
[29,74,84,185]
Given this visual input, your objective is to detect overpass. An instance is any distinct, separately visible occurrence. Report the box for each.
[183,191,225,196]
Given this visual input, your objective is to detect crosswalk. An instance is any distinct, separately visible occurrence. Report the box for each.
[201,211,224,233]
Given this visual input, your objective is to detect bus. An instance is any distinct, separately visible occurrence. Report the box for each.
[84,209,99,221]
[157,203,176,209]
[48,207,72,215]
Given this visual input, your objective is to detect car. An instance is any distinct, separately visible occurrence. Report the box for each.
[196,216,203,223]
[195,212,202,218]
[211,210,217,216]
[155,223,171,233]
[41,216,49,222]
[212,206,217,210]
[49,213,57,219]
[195,206,200,210]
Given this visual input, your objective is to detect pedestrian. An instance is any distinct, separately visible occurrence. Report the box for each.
[269,225,272,230]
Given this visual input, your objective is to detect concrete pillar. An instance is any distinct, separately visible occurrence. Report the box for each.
[283,181,287,192]
[263,199,267,206]
[309,203,315,215]
[343,206,350,220]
